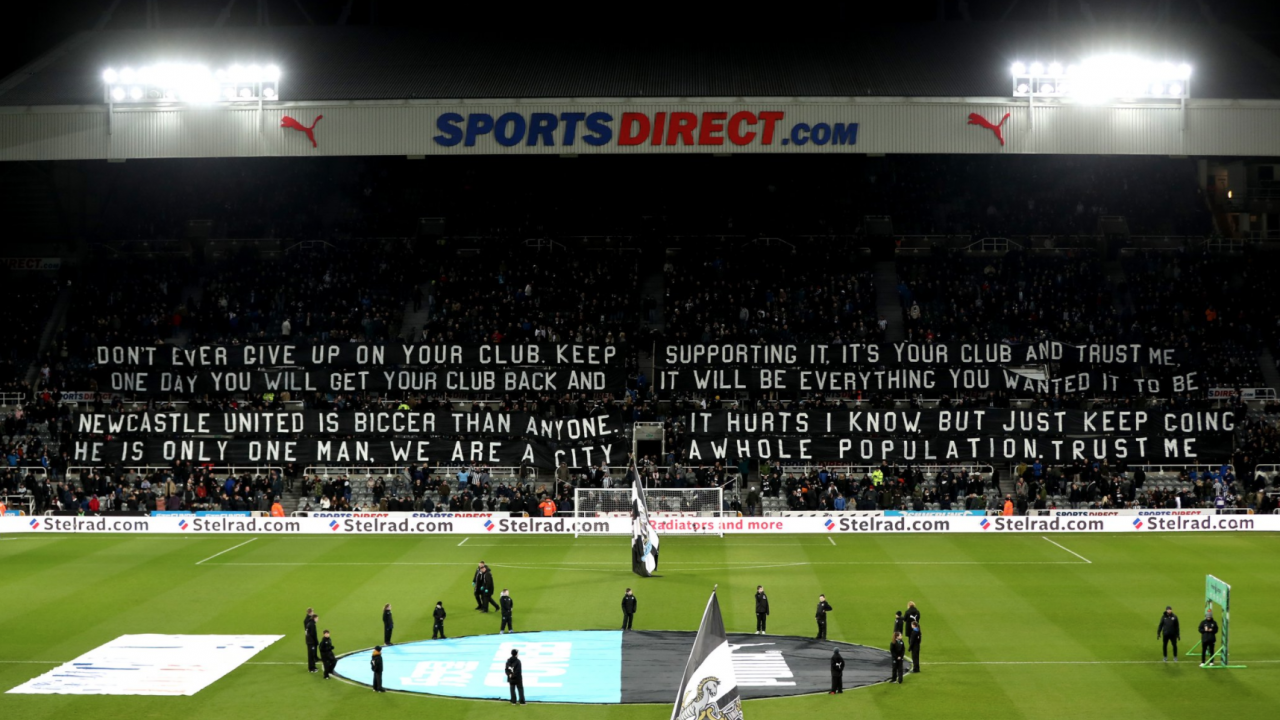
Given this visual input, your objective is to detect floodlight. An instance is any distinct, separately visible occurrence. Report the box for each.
[105,61,281,103]
[1012,55,1192,99]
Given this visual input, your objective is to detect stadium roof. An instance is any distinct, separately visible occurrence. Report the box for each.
[3,22,1280,106]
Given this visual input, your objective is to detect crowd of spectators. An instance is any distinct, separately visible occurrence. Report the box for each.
[1,273,61,394]
[897,249,1116,345]
[874,155,1210,238]
[1123,250,1266,389]
[761,463,995,513]
[665,243,878,345]
[184,239,423,345]
[40,239,429,393]
[424,247,642,347]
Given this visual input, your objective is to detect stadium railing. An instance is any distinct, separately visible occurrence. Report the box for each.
[771,464,995,479]
[1130,464,1235,475]
[302,465,533,480]
[4,490,37,514]
[0,392,25,407]
[67,465,284,481]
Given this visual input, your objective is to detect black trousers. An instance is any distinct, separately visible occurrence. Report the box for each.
[831,672,843,693]
[891,658,904,683]
[384,627,393,645]
[307,644,318,671]
[911,645,920,672]
[816,619,827,639]
[510,680,526,704]
[322,655,336,678]
[501,615,513,632]
[622,612,634,630]
[1162,636,1178,657]
[756,613,767,632]
[481,593,499,612]
[373,671,383,692]
[1202,639,1216,664]
[433,622,446,639]
[474,589,485,610]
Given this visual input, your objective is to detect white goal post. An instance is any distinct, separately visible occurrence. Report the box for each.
[573,487,725,536]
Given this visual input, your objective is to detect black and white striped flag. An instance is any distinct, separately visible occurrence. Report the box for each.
[630,465,660,577]
[672,590,743,720]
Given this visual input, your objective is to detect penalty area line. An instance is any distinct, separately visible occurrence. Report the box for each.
[195,537,257,565]
[1042,536,1092,564]
[457,537,469,547]
[828,537,837,546]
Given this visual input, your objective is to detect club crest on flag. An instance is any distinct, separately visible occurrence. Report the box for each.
[677,675,743,720]
[672,590,743,720]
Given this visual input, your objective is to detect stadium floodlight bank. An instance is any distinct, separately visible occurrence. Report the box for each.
[1010,56,1192,100]
[102,63,281,104]
[574,487,724,537]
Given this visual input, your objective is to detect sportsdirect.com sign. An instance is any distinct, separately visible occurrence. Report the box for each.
[2,514,1275,535]
[432,110,857,150]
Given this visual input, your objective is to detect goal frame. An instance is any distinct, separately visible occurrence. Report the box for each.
[573,487,725,537]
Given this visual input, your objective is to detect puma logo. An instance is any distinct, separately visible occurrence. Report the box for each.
[967,112,1010,146]
[281,115,323,147]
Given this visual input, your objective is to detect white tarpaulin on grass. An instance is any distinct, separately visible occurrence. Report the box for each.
[7,634,282,696]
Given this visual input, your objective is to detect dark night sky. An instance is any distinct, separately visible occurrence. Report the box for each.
[3,1,1279,83]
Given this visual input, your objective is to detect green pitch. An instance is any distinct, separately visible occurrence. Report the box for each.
[2,532,1279,719]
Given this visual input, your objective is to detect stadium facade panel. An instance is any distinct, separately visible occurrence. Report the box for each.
[1,97,1278,161]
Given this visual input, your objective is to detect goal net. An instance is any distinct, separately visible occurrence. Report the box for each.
[574,487,725,536]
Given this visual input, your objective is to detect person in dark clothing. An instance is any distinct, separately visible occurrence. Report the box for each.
[908,621,922,672]
[621,588,637,630]
[500,589,514,633]
[755,585,770,635]
[432,601,447,639]
[506,649,526,704]
[904,601,921,629]
[815,594,833,640]
[829,648,844,694]
[893,610,904,636]
[319,629,336,679]
[477,562,499,612]
[305,611,319,673]
[1199,610,1220,666]
[890,632,906,683]
[1157,606,1181,662]
[473,562,487,610]
[382,604,394,646]
[371,646,385,692]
